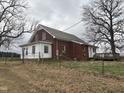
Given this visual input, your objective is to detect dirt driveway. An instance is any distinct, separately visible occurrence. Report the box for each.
[0,63,39,93]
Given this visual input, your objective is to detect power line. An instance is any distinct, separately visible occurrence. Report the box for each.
[63,20,82,31]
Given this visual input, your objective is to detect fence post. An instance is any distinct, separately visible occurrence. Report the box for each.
[41,53,44,63]
[22,48,24,63]
[4,52,8,64]
[11,53,13,61]
[38,52,41,63]
[102,60,105,75]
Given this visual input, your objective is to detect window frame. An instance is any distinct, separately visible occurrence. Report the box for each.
[26,48,28,55]
[22,48,25,52]
[82,47,85,52]
[61,45,66,54]
[32,46,35,54]
[44,45,49,53]
[93,48,96,53]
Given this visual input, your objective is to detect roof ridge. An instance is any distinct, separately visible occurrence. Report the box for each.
[39,24,87,42]
[20,24,96,47]
[39,24,89,44]
[40,24,77,36]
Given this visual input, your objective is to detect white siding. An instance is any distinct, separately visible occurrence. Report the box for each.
[88,47,95,58]
[21,43,52,59]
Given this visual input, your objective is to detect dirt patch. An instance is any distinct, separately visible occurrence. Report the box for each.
[0,64,40,93]
[0,86,8,91]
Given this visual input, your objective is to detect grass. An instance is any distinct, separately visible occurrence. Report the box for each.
[0,61,124,93]
[1,60,124,77]
[43,61,124,77]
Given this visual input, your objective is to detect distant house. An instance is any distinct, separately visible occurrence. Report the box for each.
[20,25,97,60]
[93,53,120,61]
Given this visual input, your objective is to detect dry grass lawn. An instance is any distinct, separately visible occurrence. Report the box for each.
[0,61,124,93]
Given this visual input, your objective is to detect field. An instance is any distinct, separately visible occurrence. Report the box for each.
[0,61,124,93]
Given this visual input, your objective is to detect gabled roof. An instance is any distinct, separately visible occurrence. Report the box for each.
[23,24,97,47]
[41,25,89,44]
[29,24,89,45]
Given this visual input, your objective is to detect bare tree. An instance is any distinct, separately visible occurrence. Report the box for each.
[83,0,124,57]
[0,0,37,46]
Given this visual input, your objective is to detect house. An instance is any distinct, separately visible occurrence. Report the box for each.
[20,25,97,60]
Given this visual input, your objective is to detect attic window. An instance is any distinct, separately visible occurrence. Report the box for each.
[42,32,46,40]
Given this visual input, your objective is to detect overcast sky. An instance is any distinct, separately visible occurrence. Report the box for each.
[22,0,90,46]
[27,0,89,36]
[6,0,123,54]
[2,0,90,53]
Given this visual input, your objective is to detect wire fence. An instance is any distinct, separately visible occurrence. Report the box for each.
[0,52,124,77]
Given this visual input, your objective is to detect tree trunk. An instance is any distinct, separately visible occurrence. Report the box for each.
[109,12,116,59]
[110,38,117,60]
[111,41,116,56]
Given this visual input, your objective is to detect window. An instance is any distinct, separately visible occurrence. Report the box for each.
[26,48,28,55]
[62,45,66,53]
[32,46,35,54]
[22,48,25,52]
[82,47,85,51]
[44,46,48,53]
[22,48,25,56]
[93,48,96,53]
[42,32,46,40]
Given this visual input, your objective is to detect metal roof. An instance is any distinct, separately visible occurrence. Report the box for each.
[37,25,88,45]
[22,24,97,47]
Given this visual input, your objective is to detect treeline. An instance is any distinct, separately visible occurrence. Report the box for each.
[0,52,20,58]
